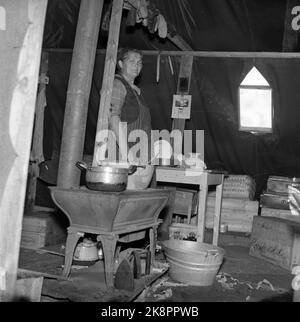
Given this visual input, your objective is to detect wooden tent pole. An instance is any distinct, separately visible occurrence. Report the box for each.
[0,0,48,301]
[43,49,300,59]
[172,55,194,135]
[25,52,49,213]
[169,35,193,155]
[57,0,104,188]
[93,0,124,166]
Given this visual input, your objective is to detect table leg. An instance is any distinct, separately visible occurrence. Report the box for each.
[213,175,224,246]
[197,173,208,243]
[63,229,84,277]
[97,235,118,289]
[157,187,176,240]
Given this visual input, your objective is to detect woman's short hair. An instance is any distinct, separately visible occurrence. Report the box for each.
[116,48,143,72]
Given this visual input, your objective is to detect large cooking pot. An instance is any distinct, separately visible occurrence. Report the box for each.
[76,161,142,192]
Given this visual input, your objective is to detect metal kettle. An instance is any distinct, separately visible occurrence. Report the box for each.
[73,238,99,262]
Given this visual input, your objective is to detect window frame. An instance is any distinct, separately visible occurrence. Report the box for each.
[238,84,274,134]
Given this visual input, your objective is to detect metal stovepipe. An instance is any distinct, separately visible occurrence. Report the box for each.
[57,0,104,188]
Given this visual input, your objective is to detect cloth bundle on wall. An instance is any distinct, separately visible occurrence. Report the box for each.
[126,0,168,38]
[101,1,112,32]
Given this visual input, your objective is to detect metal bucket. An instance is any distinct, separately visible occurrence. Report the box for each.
[161,240,225,286]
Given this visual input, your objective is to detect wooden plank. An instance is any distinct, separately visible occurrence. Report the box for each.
[15,276,44,302]
[261,207,300,223]
[33,206,56,213]
[197,171,208,242]
[292,229,300,268]
[167,33,193,51]
[25,51,49,213]
[157,187,177,239]
[207,196,259,211]
[21,212,67,249]
[156,167,213,185]
[0,0,48,301]
[17,268,71,282]
[44,48,300,59]
[213,178,224,245]
[199,197,259,233]
[41,265,167,302]
[93,0,124,166]
[250,216,300,270]
[171,55,194,152]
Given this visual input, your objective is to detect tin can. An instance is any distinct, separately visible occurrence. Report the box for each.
[220,223,228,233]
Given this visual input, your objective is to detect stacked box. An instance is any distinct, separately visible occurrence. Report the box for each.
[267,176,300,194]
[202,175,258,233]
[261,207,300,222]
[260,175,300,220]
[21,211,67,249]
[199,195,259,233]
[209,175,256,200]
[173,189,197,216]
[172,175,258,232]
[249,216,300,270]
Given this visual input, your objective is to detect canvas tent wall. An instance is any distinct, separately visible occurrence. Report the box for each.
[35,0,300,203]
[36,50,300,202]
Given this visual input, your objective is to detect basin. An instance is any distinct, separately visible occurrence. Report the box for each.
[50,186,171,288]
[161,239,225,286]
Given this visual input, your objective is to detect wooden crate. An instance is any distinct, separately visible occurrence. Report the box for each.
[209,175,256,200]
[15,276,44,302]
[173,189,197,216]
[249,216,300,270]
[267,176,300,194]
[21,211,67,249]
[261,207,300,223]
[260,192,289,210]
[169,223,198,240]
[198,196,259,232]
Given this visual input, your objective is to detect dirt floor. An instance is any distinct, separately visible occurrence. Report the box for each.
[18,231,294,302]
[135,245,293,302]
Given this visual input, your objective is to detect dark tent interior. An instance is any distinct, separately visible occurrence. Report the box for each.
[40,0,300,202]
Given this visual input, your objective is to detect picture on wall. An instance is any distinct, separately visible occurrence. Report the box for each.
[171,94,192,119]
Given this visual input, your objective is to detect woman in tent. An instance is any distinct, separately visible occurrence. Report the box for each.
[109,48,154,189]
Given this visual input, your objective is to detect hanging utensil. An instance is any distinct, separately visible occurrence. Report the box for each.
[168,55,174,75]
[156,52,161,83]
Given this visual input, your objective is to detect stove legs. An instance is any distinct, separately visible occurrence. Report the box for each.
[97,235,118,289]
[63,229,84,277]
[149,226,158,267]
[62,225,159,288]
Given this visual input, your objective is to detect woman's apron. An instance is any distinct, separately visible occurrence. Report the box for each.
[117,75,154,189]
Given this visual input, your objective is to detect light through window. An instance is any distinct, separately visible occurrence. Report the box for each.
[0,6,6,31]
[239,67,273,133]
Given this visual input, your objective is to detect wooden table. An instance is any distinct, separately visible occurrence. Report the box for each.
[155,167,225,245]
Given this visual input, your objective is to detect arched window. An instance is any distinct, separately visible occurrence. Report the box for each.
[239,67,273,133]
[0,6,6,31]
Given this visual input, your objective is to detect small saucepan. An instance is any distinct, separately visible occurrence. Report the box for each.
[76,161,145,192]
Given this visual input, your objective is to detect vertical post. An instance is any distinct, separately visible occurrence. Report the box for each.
[57,0,104,188]
[93,0,124,166]
[282,0,299,51]
[172,55,194,133]
[171,55,194,159]
[197,173,208,243]
[25,51,49,213]
[0,0,48,301]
